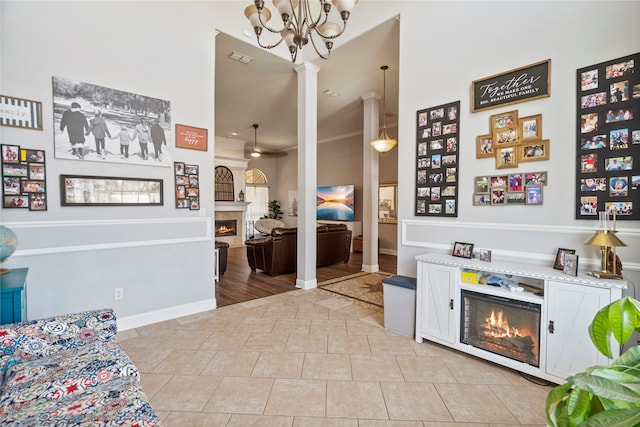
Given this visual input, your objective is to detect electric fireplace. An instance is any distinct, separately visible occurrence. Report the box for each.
[461,290,541,367]
[215,219,237,237]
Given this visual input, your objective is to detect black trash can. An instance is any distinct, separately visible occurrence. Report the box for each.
[381,275,417,337]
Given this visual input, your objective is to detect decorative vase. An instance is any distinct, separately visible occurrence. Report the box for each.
[0,225,18,274]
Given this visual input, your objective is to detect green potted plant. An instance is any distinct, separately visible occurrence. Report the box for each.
[546,296,640,426]
[262,200,283,220]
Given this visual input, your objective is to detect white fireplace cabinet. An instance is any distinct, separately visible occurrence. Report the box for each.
[415,253,627,384]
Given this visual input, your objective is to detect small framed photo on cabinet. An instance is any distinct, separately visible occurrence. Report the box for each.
[563,253,579,276]
[452,242,474,259]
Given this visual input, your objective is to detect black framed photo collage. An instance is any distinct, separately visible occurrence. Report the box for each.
[576,52,639,220]
[415,101,460,216]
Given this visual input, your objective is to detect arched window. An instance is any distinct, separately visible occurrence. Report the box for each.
[245,168,269,221]
[215,166,234,201]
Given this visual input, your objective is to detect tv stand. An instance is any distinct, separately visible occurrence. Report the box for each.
[415,253,627,384]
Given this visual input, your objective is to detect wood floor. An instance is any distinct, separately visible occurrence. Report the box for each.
[215,247,397,307]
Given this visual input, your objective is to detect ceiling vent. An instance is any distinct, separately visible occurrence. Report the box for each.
[229,51,254,64]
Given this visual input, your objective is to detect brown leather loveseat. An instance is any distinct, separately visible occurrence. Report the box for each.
[245,224,352,276]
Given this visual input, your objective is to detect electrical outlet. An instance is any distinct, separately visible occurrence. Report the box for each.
[114,288,124,300]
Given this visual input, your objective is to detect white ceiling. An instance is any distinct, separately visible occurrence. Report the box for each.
[214,15,399,155]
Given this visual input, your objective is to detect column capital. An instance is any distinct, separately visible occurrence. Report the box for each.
[361,92,381,102]
[294,61,321,75]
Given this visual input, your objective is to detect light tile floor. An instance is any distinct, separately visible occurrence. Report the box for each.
[119,288,551,426]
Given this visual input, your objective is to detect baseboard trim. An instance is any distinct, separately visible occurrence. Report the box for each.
[296,278,318,290]
[117,299,216,331]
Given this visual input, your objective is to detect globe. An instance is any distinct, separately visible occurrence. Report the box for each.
[0,225,18,265]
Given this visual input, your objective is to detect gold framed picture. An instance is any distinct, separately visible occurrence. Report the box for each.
[490,110,518,130]
[519,139,550,162]
[519,114,542,140]
[492,127,518,147]
[495,146,518,169]
[476,134,494,158]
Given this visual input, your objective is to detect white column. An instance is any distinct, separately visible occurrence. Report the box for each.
[361,93,380,272]
[295,62,320,289]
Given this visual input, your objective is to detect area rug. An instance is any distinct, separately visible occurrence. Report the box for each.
[318,272,393,307]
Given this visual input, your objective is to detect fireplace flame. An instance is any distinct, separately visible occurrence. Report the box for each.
[484,309,523,339]
[217,226,234,234]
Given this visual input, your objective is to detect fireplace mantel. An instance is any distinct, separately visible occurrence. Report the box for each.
[215,201,251,212]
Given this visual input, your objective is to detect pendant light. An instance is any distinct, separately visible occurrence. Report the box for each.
[251,123,261,158]
[370,65,397,153]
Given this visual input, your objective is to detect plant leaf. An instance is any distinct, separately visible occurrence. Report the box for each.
[611,346,640,372]
[608,298,636,345]
[546,382,573,426]
[573,373,640,403]
[591,368,640,383]
[582,407,640,427]
[567,387,591,424]
[590,305,614,358]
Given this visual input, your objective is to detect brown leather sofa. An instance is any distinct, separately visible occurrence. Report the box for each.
[245,224,352,276]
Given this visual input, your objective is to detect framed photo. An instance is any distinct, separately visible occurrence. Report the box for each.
[493,128,518,147]
[519,140,550,162]
[554,248,576,270]
[52,76,172,166]
[490,110,518,130]
[452,242,474,259]
[60,175,163,206]
[526,185,543,205]
[525,171,548,186]
[563,254,579,276]
[491,187,506,205]
[473,193,491,206]
[508,173,523,192]
[415,100,460,218]
[478,248,492,262]
[506,192,526,204]
[575,53,639,221]
[476,134,493,158]
[519,114,542,140]
[175,124,208,151]
[472,59,551,112]
[2,145,47,210]
[2,145,20,163]
[0,95,43,130]
[474,176,489,193]
[495,146,518,169]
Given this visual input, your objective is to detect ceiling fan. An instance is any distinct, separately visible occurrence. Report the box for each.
[245,123,288,159]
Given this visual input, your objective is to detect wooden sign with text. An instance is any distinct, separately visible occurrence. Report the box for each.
[472,59,551,112]
[175,124,208,151]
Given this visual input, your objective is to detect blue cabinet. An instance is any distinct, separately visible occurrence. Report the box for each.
[1,267,28,325]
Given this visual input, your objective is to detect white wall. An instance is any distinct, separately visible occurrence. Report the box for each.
[1,1,222,328]
[395,1,640,292]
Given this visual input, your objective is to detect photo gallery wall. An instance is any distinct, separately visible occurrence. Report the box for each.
[415,101,460,216]
[2,144,47,211]
[576,52,639,220]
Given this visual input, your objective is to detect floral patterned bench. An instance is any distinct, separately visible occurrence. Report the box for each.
[0,308,161,426]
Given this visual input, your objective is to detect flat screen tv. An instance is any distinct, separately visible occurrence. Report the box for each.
[316,184,355,221]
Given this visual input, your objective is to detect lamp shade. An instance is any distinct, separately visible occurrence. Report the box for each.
[318,21,341,39]
[584,230,627,247]
[332,0,359,13]
[245,4,271,28]
[370,128,397,153]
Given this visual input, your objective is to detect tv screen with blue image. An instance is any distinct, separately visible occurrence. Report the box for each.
[316,184,355,221]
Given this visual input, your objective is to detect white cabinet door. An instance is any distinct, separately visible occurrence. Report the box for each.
[545,280,613,379]
[420,265,456,344]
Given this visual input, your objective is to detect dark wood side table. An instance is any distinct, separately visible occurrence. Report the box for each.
[1,267,28,325]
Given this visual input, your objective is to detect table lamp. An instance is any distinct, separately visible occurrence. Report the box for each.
[584,210,626,279]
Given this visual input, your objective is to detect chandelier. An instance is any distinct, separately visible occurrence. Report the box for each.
[244,0,358,62]
[370,65,397,153]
